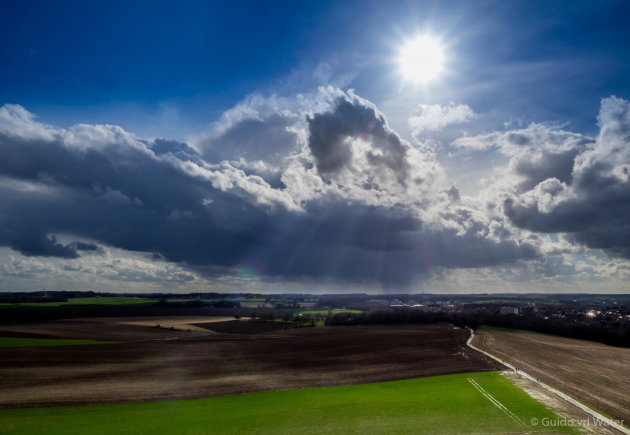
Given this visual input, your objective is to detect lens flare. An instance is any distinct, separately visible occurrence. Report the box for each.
[236,258,266,283]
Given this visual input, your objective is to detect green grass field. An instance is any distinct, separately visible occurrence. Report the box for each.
[0,297,157,307]
[0,371,575,434]
[299,308,363,315]
[0,337,119,347]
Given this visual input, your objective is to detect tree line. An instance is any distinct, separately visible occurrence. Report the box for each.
[325,308,630,348]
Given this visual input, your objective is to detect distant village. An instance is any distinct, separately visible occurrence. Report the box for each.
[3,290,629,328]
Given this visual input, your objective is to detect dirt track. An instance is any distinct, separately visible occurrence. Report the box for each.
[0,321,502,408]
[504,372,619,435]
[472,329,630,425]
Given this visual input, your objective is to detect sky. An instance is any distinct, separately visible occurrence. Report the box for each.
[1,0,630,294]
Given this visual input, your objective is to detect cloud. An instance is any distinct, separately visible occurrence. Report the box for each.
[308,92,411,186]
[71,241,99,251]
[453,122,593,153]
[454,122,595,194]
[2,247,198,285]
[0,104,57,141]
[496,97,630,259]
[300,89,446,207]
[193,94,303,165]
[1,233,79,259]
[408,102,475,134]
[8,91,629,289]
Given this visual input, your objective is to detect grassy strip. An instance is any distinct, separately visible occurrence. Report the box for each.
[0,337,119,347]
[0,371,574,434]
[240,318,327,327]
[299,308,363,315]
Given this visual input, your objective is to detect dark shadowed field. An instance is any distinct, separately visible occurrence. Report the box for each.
[0,318,502,408]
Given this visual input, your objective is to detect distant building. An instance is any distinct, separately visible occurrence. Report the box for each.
[500,306,519,315]
[240,302,275,309]
[520,304,538,314]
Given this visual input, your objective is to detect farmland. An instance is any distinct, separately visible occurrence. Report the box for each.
[0,297,157,307]
[472,327,630,424]
[0,337,118,347]
[299,308,363,315]
[0,301,620,434]
[0,371,574,434]
[0,320,502,407]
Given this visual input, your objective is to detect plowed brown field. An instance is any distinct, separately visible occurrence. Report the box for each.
[0,320,502,408]
[472,328,630,424]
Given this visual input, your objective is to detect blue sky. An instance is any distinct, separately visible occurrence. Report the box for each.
[1,1,630,293]
[3,1,629,136]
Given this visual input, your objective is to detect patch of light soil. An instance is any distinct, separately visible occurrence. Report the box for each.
[118,317,243,332]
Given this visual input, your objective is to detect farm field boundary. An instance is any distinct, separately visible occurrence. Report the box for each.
[0,371,574,434]
[467,327,629,434]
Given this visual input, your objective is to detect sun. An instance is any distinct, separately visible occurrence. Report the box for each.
[399,36,444,84]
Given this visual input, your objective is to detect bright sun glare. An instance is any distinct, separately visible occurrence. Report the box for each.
[399,36,444,84]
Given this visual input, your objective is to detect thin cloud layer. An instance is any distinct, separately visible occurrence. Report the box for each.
[0,90,629,290]
[408,102,475,134]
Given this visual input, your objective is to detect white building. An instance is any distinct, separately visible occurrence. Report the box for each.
[500,306,519,315]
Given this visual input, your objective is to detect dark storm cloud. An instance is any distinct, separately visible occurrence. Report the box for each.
[307,95,410,186]
[72,242,99,251]
[0,105,276,266]
[512,148,581,192]
[504,97,630,258]
[0,96,543,286]
[3,233,78,259]
[227,201,538,286]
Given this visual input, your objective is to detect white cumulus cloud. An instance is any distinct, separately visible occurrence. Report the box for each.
[408,102,475,134]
